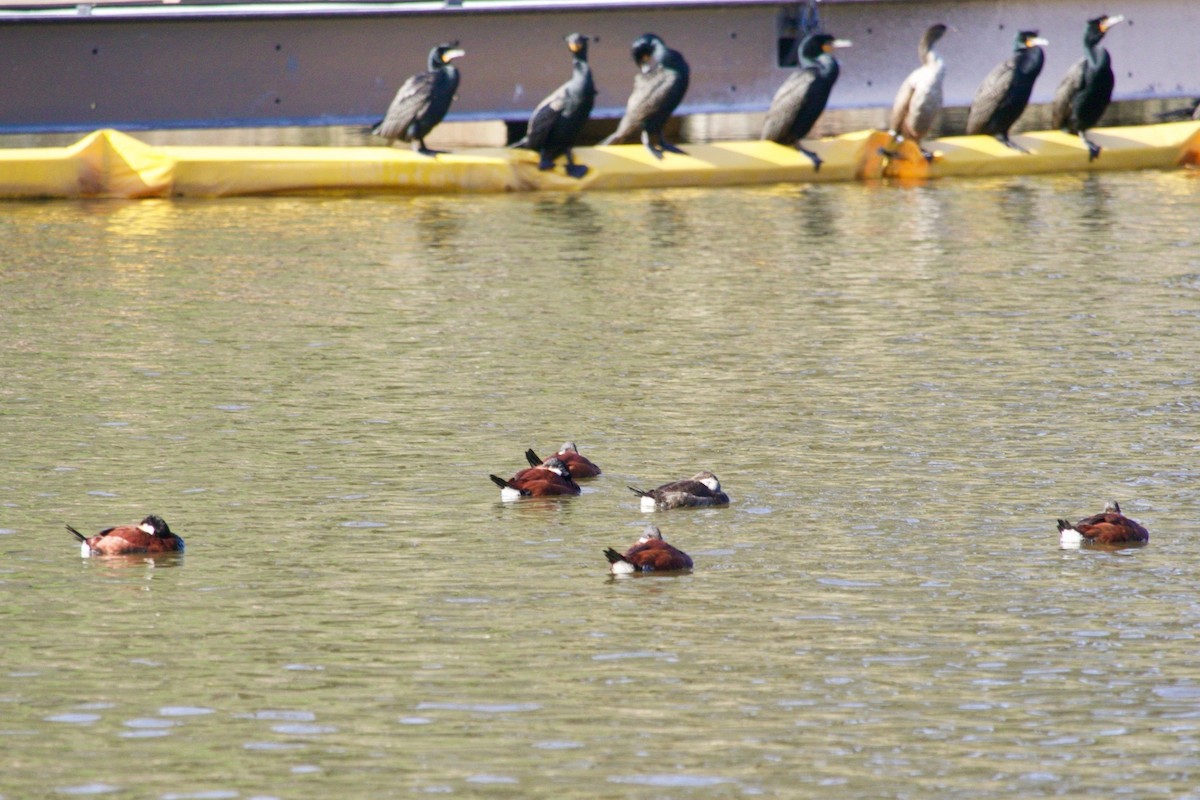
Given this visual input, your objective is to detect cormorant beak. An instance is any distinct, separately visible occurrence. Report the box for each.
[1100,14,1125,32]
[441,48,466,63]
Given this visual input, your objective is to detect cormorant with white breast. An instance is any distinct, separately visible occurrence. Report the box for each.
[371,42,465,156]
[601,33,690,159]
[884,23,949,162]
[966,30,1048,152]
[1051,14,1125,161]
[511,33,596,178]
[761,32,852,171]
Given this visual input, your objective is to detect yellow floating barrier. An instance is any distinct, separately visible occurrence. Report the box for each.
[2,122,1198,198]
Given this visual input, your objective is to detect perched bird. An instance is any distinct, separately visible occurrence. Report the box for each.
[1057,499,1149,548]
[67,515,184,557]
[604,525,693,574]
[1051,14,1125,161]
[525,442,601,479]
[628,470,729,511]
[966,30,1049,151]
[371,42,466,155]
[762,32,852,170]
[600,33,690,159]
[885,23,950,162]
[490,457,580,500]
[511,33,596,178]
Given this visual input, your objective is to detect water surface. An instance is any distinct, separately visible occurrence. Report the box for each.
[2,172,1200,798]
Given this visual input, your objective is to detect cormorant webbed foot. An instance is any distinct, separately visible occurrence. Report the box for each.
[641,131,665,159]
[565,163,590,179]
[997,135,1030,154]
[798,145,823,172]
[414,140,446,157]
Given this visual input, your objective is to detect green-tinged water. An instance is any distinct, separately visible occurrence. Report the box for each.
[2,172,1200,798]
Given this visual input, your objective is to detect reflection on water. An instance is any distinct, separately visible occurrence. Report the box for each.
[2,171,1200,798]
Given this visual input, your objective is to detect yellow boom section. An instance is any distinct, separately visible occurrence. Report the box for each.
[2,123,1198,198]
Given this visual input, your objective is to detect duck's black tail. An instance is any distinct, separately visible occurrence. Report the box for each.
[603,547,625,565]
[489,475,513,490]
[1056,519,1074,532]
[627,486,649,497]
[66,524,87,542]
[525,449,543,468]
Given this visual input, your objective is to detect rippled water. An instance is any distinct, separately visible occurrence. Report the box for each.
[3,171,1200,798]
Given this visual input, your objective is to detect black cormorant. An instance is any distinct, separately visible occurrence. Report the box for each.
[885,23,949,162]
[761,32,852,171]
[1051,14,1125,161]
[966,30,1048,152]
[511,33,596,178]
[371,42,466,156]
[600,33,690,159]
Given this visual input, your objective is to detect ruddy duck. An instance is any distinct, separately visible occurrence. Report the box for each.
[524,441,601,479]
[604,525,693,574]
[67,515,184,557]
[628,471,729,511]
[1058,500,1149,548]
[490,457,581,500]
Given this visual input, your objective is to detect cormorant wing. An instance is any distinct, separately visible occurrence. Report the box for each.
[1050,58,1087,130]
[606,66,685,143]
[523,82,571,150]
[761,69,819,142]
[966,59,1016,134]
[889,71,919,135]
[374,71,437,140]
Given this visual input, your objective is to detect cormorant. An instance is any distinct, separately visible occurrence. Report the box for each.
[885,23,949,162]
[600,33,690,159]
[1051,14,1125,161]
[371,42,466,156]
[966,30,1049,152]
[510,33,596,178]
[761,32,852,171]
